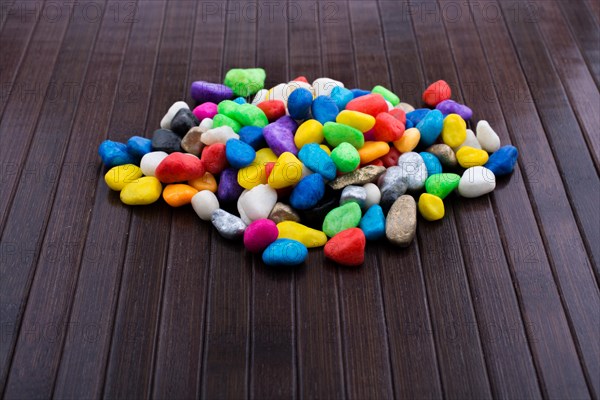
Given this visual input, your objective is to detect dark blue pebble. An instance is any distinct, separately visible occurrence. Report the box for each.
[311,95,339,125]
[126,136,152,159]
[98,140,137,168]
[289,174,325,210]
[151,129,182,153]
[405,119,414,129]
[359,205,386,241]
[217,167,244,203]
[225,138,256,169]
[330,86,354,110]
[262,239,308,267]
[298,185,340,230]
[238,126,266,150]
[406,108,431,126]
[287,88,313,120]
[420,152,443,176]
[351,88,371,98]
[298,143,337,181]
[484,145,518,176]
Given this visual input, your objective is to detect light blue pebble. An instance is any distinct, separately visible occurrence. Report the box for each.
[420,152,443,176]
[262,239,308,267]
[330,86,354,110]
[238,126,266,150]
[233,96,247,104]
[225,138,256,169]
[126,136,152,159]
[290,174,325,210]
[484,145,518,176]
[406,108,430,126]
[416,109,443,147]
[311,95,339,125]
[98,140,137,168]
[287,88,313,120]
[298,143,337,181]
[359,205,385,241]
[351,88,371,98]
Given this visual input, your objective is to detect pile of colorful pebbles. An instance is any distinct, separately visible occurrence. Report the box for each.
[98,68,519,267]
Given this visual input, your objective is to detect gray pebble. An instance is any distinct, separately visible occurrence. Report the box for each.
[340,185,367,208]
[268,202,301,224]
[385,195,417,247]
[211,208,246,239]
[378,166,408,211]
[329,165,386,190]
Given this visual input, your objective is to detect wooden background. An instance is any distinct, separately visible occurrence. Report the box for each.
[0,0,599,398]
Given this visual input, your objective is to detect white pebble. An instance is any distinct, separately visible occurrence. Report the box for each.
[251,89,269,105]
[458,166,496,198]
[140,151,168,176]
[454,129,481,152]
[301,164,314,179]
[363,183,381,209]
[160,101,189,129]
[476,120,501,153]
[191,190,220,221]
[268,83,289,104]
[386,100,394,111]
[201,126,239,145]
[397,152,428,191]
[198,118,213,132]
[237,184,278,222]
[312,77,344,97]
[237,191,252,225]
[396,102,415,113]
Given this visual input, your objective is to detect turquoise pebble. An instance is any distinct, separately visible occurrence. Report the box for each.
[288,88,313,120]
[233,97,247,104]
[290,174,325,210]
[225,138,256,168]
[262,239,308,266]
[359,204,385,241]
[126,136,152,159]
[311,95,339,125]
[330,86,354,110]
[98,140,137,168]
[485,145,518,176]
[298,143,337,181]
[416,109,443,147]
[238,126,266,150]
[420,151,443,176]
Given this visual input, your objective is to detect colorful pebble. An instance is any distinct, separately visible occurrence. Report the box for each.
[324,228,366,267]
[277,221,328,248]
[262,239,308,267]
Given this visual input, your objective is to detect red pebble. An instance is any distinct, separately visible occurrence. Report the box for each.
[388,108,406,124]
[373,112,405,142]
[324,228,366,267]
[422,80,451,107]
[292,76,309,83]
[257,100,286,122]
[345,94,388,117]
[201,144,228,175]
[155,152,205,183]
[364,158,384,167]
[381,147,400,167]
[264,162,276,179]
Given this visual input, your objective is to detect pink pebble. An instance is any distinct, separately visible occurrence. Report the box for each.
[193,102,218,121]
[243,219,279,253]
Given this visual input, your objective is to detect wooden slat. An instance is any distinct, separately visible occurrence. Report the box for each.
[51,2,166,398]
[199,1,255,398]
[0,0,16,30]
[473,0,597,397]
[0,1,133,397]
[101,2,197,398]
[289,3,346,398]
[586,0,600,24]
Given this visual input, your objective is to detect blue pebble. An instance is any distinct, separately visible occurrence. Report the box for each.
[262,239,308,267]
[233,96,247,104]
[225,138,256,169]
[311,96,339,125]
[405,119,414,129]
[298,143,337,181]
[98,140,137,168]
[484,145,518,176]
[351,88,371,98]
[416,109,444,147]
[406,108,431,126]
[290,174,325,210]
[420,152,443,176]
[126,136,152,159]
[287,88,313,120]
[359,205,385,241]
[330,86,354,110]
[238,126,266,150]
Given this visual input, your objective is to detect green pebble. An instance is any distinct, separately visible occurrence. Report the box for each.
[217,100,240,119]
[372,85,400,106]
[231,103,269,128]
[331,142,360,173]
[425,173,460,199]
[323,122,365,149]
[224,68,266,97]
[323,202,362,237]
[213,114,242,133]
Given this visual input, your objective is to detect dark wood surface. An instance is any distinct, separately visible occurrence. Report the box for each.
[1,0,598,398]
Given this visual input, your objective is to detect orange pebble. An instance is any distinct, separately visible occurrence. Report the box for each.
[292,76,309,83]
[358,141,390,164]
[188,172,217,192]
[393,128,420,153]
[163,184,198,207]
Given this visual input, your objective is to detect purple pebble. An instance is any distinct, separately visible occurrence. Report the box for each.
[217,168,244,203]
[243,219,279,253]
[263,118,299,156]
[436,100,473,121]
[191,81,233,104]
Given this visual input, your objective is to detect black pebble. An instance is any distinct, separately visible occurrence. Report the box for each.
[170,108,199,137]
[298,185,341,230]
[151,129,182,153]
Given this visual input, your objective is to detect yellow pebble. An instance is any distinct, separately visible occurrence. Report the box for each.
[358,141,390,164]
[268,152,303,189]
[336,110,376,132]
[441,114,467,148]
[319,144,331,155]
[294,119,324,149]
[393,128,420,153]
[418,193,445,221]
[120,176,162,205]
[162,184,198,207]
[188,172,217,192]
[277,221,328,248]
[104,164,143,191]
[456,146,489,168]
[238,148,278,189]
